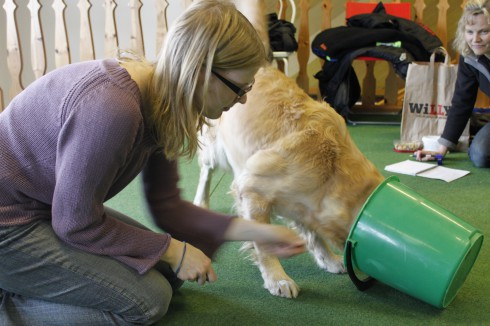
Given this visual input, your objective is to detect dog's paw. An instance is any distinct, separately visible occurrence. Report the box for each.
[323,254,346,274]
[314,252,346,274]
[264,277,300,298]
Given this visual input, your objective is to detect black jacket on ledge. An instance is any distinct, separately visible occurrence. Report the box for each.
[312,4,443,118]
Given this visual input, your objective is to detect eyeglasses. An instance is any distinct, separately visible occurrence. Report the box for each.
[212,70,254,100]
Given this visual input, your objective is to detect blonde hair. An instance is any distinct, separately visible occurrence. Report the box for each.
[144,0,267,160]
[454,0,490,56]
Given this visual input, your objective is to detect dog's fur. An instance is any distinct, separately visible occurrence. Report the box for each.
[194,66,384,298]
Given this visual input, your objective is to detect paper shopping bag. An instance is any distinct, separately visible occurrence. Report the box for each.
[400,47,469,151]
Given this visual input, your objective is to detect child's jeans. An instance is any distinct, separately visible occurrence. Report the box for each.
[469,122,490,168]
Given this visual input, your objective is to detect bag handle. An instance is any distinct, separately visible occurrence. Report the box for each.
[345,240,376,291]
[430,46,451,66]
[427,47,450,95]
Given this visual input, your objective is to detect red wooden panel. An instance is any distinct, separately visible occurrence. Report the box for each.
[345,2,411,19]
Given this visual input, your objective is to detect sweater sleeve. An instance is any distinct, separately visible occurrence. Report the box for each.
[142,153,234,258]
[440,57,479,148]
[52,86,169,274]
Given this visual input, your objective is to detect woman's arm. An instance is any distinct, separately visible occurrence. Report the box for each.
[160,217,305,285]
[441,56,480,146]
[143,154,234,257]
[223,218,306,257]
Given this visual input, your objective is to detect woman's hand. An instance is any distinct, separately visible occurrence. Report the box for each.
[254,224,306,257]
[224,218,306,258]
[414,144,448,161]
[161,239,217,285]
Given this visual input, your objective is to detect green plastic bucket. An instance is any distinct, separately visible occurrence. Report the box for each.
[344,176,483,308]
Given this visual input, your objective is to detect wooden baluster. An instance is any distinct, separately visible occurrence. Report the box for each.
[413,0,425,24]
[312,0,333,99]
[78,0,95,61]
[278,0,287,20]
[104,0,119,58]
[52,0,70,67]
[357,0,377,109]
[155,0,169,54]
[272,0,287,73]
[408,0,425,108]
[321,0,332,31]
[384,0,402,107]
[296,0,310,93]
[129,0,145,56]
[3,0,23,101]
[436,0,449,49]
[361,61,376,107]
[318,0,333,87]
[384,64,400,106]
[27,0,46,79]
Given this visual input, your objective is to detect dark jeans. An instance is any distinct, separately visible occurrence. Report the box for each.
[0,207,181,325]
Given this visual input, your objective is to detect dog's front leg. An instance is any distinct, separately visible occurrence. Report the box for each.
[293,223,345,274]
[254,244,300,298]
[237,190,300,298]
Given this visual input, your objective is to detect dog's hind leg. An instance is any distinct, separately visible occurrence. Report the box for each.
[194,122,220,209]
[193,158,214,209]
[235,189,300,298]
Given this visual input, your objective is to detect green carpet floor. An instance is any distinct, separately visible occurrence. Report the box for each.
[106,124,489,325]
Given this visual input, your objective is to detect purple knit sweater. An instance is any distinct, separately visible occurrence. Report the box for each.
[0,59,233,274]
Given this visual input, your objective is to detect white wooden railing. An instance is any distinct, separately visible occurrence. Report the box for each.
[1,0,481,111]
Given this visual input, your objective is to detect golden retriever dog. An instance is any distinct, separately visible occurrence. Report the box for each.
[194,65,384,298]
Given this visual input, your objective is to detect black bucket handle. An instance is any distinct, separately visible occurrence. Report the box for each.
[345,240,376,291]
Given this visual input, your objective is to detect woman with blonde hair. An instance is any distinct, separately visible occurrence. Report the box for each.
[415,0,490,167]
[0,1,305,324]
